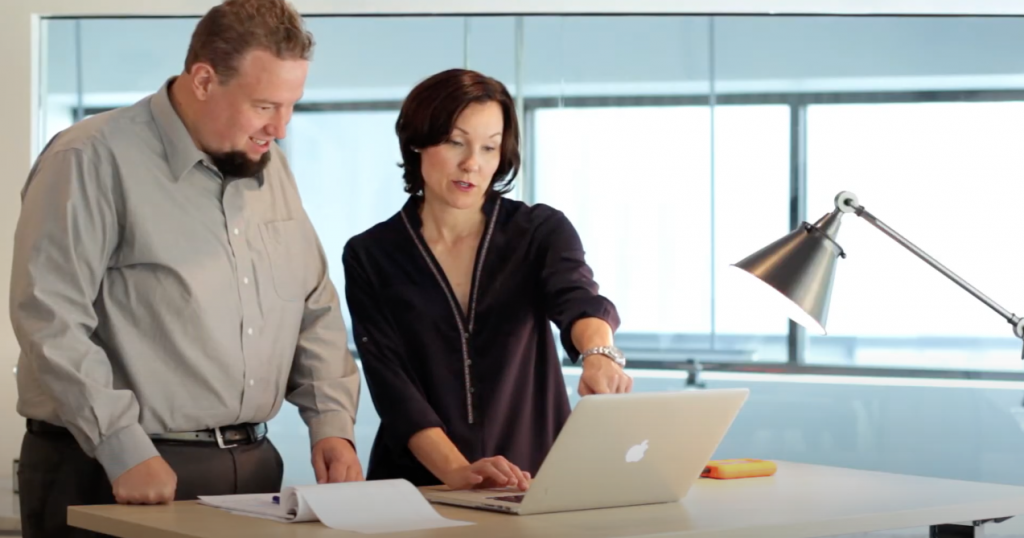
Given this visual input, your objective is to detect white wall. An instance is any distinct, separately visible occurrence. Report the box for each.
[4,0,1024,485]
[0,2,32,488]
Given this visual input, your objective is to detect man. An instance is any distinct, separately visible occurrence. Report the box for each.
[10,1,362,536]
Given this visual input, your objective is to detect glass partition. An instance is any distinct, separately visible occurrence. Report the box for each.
[38,14,1024,378]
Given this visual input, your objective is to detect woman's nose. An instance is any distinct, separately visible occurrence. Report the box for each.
[461,155,481,172]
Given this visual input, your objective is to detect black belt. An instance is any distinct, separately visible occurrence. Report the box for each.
[26,419,268,449]
[149,423,268,448]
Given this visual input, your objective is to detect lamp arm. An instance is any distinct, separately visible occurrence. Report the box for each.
[834,191,1024,346]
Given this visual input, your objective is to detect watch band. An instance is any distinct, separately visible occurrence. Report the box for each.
[581,345,626,367]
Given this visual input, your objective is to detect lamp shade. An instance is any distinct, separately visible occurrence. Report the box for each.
[730,210,848,336]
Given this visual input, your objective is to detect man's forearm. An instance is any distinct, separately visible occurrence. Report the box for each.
[306,408,357,447]
[288,259,361,447]
[288,326,360,447]
[289,345,359,446]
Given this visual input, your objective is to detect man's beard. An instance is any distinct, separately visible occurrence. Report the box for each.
[208,149,271,179]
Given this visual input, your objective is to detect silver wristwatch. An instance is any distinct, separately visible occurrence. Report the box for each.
[581,345,626,368]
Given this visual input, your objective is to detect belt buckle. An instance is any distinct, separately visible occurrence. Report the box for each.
[214,426,237,449]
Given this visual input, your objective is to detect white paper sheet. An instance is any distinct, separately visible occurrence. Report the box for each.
[296,480,474,533]
[196,492,316,523]
[198,479,473,534]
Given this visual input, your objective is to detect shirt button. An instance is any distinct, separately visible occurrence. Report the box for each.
[243,277,250,284]
[247,328,254,335]
[249,379,255,386]
[233,228,240,235]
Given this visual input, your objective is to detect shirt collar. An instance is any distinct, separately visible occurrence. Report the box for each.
[148,77,267,187]
[149,77,207,182]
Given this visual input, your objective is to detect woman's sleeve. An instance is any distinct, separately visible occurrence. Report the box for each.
[342,240,446,447]
[536,208,622,362]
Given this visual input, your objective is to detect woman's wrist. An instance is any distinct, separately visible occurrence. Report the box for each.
[409,427,470,483]
[572,317,614,353]
[432,453,470,483]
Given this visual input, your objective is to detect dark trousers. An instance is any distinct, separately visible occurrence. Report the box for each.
[17,426,284,538]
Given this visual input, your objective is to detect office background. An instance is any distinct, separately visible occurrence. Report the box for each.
[4,2,1024,491]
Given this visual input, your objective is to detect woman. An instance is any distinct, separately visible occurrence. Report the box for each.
[342,68,632,491]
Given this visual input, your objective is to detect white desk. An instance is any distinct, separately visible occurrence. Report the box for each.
[68,462,1024,538]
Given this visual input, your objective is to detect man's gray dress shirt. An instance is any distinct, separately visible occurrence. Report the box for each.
[10,79,360,482]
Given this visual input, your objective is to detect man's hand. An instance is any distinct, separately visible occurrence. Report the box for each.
[438,456,531,491]
[111,456,177,504]
[579,355,633,396]
[312,437,364,483]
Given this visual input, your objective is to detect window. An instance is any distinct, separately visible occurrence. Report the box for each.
[532,103,790,362]
[35,13,1024,376]
[286,110,409,327]
[30,11,1024,493]
[805,101,1024,370]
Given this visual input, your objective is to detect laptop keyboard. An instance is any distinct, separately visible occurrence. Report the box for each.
[487,494,525,503]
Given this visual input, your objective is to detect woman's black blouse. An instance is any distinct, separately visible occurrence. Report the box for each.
[341,194,620,486]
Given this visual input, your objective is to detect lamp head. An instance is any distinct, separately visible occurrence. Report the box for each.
[730,192,859,335]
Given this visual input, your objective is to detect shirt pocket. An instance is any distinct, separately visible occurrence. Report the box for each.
[258,219,310,302]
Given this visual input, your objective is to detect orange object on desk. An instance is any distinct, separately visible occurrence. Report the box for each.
[701,459,777,479]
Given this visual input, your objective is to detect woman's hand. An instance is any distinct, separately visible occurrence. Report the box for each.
[570,318,631,395]
[579,354,633,395]
[409,429,531,491]
[438,456,531,491]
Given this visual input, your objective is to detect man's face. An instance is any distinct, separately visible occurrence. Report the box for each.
[193,49,308,178]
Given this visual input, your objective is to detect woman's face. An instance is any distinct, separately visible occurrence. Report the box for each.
[419,101,504,211]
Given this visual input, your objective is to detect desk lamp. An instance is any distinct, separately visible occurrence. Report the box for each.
[730,191,1024,359]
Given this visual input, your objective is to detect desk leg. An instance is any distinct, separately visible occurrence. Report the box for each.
[930,517,1012,538]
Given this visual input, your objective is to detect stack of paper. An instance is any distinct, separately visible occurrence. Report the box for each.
[198,479,474,534]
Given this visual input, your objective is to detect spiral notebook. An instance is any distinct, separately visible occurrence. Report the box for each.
[198,479,474,534]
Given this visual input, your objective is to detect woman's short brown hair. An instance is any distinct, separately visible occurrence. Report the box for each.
[184,0,314,83]
[396,69,521,196]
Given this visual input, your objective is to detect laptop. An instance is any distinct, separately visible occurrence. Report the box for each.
[420,388,749,515]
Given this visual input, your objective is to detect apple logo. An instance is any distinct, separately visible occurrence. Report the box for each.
[625,440,649,463]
